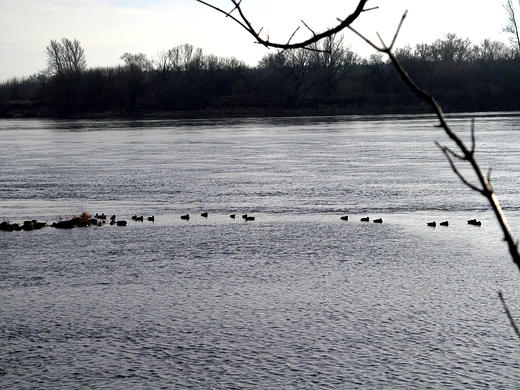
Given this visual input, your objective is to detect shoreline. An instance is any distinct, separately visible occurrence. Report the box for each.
[0,98,459,120]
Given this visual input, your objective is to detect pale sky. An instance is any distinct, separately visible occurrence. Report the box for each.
[0,0,512,81]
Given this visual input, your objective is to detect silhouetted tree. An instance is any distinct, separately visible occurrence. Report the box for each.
[41,38,87,114]
[503,0,520,53]
[310,34,359,97]
[45,38,86,76]
[281,48,315,99]
[119,52,151,112]
[4,31,520,116]
[472,39,508,62]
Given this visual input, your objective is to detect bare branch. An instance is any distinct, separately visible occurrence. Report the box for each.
[348,25,381,51]
[195,0,374,49]
[390,11,408,49]
[438,142,466,162]
[301,20,316,37]
[503,0,520,52]
[287,26,301,46]
[195,0,245,27]
[437,142,485,194]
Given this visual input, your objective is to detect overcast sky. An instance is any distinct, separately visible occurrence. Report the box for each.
[0,0,512,81]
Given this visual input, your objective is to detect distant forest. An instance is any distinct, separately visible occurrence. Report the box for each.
[1,33,520,118]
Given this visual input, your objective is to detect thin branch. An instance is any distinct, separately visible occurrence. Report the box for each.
[487,167,493,183]
[195,0,250,32]
[227,1,240,17]
[390,11,408,49]
[286,26,301,46]
[195,0,374,49]
[301,20,316,37]
[437,143,485,194]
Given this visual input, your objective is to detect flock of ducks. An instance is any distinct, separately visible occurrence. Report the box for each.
[132,214,155,222]
[180,212,256,221]
[0,211,483,232]
[339,215,482,228]
[425,218,482,227]
[341,216,383,223]
[93,213,155,226]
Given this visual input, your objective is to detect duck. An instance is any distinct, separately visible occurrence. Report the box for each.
[147,216,155,221]
[427,221,436,227]
[468,219,482,226]
[242,214,248,219]
[201,212,208,218]
[181,214,190,220]
[340,215,349,221]
[373,218,383,224]
[230,214,236,219]
[245,216,255,221]
[439,221,449,226]
[360,217,369,222]
[117,220,127,226]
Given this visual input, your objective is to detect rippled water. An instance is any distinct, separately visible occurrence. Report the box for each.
[1,113,520,388]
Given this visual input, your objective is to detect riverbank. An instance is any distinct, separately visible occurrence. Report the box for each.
[0,94,442,120]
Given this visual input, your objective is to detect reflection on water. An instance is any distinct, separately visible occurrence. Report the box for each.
[1,114,520,388]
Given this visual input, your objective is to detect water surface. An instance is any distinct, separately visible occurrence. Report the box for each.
[1,113,520,388]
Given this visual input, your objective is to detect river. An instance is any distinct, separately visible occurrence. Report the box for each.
[1,113,520,388]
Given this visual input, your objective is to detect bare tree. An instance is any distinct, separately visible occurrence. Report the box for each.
[152,50,175,81]
[45,38,86,76]
[121,52,152,73]
[41,38,87,113]
[432,33,472,66]
[120,53,152,111]
[310,34,359,97]
[412,42,441,90]
[284,48,315,98]
[366,53,393,95]
[503,0,520,53]
[472,39,508,62]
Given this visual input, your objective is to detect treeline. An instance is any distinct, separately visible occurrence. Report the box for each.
[1,33,520,118]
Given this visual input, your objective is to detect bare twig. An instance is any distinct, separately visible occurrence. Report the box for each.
[301,20,317,37]
[437,143,485,194]
[286,26,301,46]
